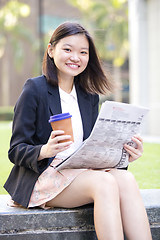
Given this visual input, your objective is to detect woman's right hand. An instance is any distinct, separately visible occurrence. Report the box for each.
[38,130,72,161]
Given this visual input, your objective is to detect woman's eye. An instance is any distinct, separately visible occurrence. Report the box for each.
[81,51,88,55]
[64,48,71,52]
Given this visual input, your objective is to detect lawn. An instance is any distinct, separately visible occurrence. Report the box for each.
[0,121,160,194]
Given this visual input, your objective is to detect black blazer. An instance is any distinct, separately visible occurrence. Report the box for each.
[4,75,99,207]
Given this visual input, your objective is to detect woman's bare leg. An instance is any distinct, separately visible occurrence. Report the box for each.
[46,170,124,240]
[109,169,152,240]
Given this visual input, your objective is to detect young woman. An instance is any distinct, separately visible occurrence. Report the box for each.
[4,22,152,240]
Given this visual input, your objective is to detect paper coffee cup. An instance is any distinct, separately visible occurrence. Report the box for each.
[49,113,74,143]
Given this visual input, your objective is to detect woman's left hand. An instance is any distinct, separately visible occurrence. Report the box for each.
[123,135,143,162]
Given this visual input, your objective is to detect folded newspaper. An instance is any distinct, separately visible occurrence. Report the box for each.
[56,101,149,171]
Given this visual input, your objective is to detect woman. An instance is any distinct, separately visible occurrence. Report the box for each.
[4,22,152,240]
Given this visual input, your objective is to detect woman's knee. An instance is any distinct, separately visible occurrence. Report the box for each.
[121,170,137,188]
[110,170,139,195]
[89,171,119,199]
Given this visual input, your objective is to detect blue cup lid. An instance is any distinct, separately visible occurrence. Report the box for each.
[49,113,72,123]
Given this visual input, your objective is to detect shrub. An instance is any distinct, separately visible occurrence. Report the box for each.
[0,106,14,121]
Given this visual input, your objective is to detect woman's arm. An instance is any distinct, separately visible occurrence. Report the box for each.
[8,79,46,173]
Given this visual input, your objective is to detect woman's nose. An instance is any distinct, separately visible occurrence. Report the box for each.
[70,53,80,62]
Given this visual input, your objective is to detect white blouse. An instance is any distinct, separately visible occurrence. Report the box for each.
[55,85,83,160]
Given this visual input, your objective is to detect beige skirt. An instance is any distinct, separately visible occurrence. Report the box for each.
[28,159,87,209]
[8,160,110,209]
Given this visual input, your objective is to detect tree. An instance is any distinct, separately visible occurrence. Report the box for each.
[68,0,128,101]
[68,0,128,65]
[0,0,33,105]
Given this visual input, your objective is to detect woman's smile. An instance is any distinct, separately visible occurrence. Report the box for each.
[66,63,80,69]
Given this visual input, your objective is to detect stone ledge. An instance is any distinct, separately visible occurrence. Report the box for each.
[0,197,94,234]
[0,230,97,240]
[0,189,160,240]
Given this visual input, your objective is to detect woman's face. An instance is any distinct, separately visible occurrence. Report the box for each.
[48,34,89,81]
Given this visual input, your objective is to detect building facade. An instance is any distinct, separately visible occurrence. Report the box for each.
[129,0,160,136]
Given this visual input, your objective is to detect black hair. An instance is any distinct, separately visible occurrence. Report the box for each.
[42,22,113,94]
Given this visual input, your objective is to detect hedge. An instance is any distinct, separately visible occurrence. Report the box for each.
[0,107,14,121]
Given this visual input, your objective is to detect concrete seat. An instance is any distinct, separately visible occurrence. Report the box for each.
[0,189,160,240]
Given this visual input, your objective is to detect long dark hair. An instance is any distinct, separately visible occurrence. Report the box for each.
[42,22,113,94]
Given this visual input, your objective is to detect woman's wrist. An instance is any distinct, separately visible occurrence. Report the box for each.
[38,144,48,161]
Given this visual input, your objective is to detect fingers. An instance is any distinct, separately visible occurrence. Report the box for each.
[132,135,143,144]
[39,130,73,159]
[49,131,72,153]
[124,135,143,162]
[132,135,143,151]
[124,145,142,162]
[50,130,65,139]
[54,141,72,151]
[50,130,72,144]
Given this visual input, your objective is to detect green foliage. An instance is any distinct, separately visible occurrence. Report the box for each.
[68,0,128,66]
[0,0,30,30]
[0,122,160,194]
[0,0,35,71]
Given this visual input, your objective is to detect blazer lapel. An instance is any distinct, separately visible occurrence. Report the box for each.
[47,82,62,115]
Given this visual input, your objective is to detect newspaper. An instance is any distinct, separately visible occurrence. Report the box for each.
[56,101,149,171]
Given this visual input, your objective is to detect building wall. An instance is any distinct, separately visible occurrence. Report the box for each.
[128,0,160,136]
[147,0,160,136]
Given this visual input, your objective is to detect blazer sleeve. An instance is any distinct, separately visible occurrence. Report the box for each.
[8,79,49,173]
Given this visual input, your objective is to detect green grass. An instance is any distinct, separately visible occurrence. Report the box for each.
[128,143,160,189]
[0,122,160,194]
[0,122,13,194]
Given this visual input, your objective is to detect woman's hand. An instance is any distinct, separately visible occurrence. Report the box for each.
[38,130,72,161]
[123,135,143,162]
